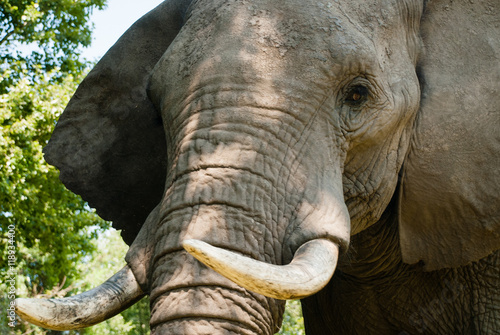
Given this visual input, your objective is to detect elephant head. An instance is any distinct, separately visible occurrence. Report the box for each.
[16,0,500,334]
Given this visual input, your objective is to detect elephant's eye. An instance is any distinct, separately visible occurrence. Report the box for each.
[345,86,369,106]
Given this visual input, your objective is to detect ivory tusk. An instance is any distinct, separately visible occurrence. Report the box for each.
[183,238,339,300]
[15,265,145,330]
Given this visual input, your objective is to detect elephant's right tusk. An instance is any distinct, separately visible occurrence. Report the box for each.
[15,265,145,330]
[183,238,339,300]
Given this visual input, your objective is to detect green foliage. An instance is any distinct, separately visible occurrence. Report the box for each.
[0,0,107,93]
[277,300,306,335]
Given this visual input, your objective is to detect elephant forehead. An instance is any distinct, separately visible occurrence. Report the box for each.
[182,0,383,60]
[150,0,402,108]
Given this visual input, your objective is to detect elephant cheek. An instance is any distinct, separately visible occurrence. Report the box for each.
[283,171,351,263]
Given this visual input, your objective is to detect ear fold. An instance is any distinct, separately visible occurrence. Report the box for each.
[398,1,500,270]
[44,0,192,245]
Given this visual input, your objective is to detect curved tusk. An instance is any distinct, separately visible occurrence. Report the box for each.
[183,238,339,300]
[15,265,145,330]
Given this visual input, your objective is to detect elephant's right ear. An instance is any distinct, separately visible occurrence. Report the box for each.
[44,0,192,245]
[398,1,500,270]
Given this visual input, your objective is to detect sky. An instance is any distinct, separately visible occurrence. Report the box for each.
[81,0,165,61]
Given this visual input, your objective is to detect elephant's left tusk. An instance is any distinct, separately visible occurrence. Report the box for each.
[15,265,145,330]
[182,238,339,300]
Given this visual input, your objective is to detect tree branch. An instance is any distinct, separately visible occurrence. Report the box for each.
[0,29,15,46]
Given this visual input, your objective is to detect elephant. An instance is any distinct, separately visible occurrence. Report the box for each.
[15,0,500,334]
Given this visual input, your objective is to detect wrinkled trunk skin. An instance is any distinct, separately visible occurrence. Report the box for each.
[127,104,338,333]
[150,178,284,334]
[149,121,293,334]
[127,93,345,333]
[127,1,353,333]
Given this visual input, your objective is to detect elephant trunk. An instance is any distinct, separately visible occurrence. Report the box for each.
[143,174,288,334]
[124,96,351,333]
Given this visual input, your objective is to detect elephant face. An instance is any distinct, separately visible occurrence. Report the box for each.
[17,0,500,334]
[150,0,421,238]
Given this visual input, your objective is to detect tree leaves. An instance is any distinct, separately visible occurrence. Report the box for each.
[277,300,305,334]
[0,0,107,93]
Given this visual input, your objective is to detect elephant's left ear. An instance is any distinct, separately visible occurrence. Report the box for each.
[43,0,192,245]
[398,1,500,271]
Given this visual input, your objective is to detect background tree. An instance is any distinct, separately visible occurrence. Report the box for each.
[0,0,106,93]
[278,300,305,335]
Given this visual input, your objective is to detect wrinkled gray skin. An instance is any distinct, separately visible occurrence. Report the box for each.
[42,0,500,334]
